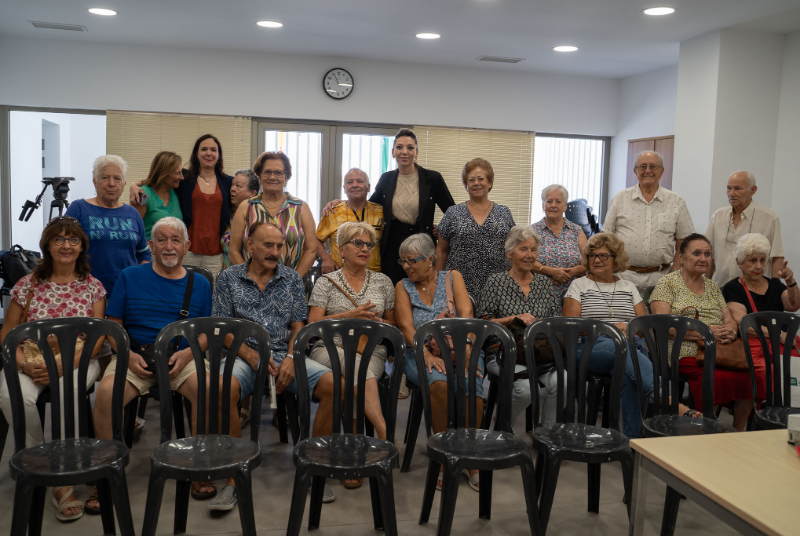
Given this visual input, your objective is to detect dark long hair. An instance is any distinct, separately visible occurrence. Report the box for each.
[33,217,91,281]
[189,134,224,177]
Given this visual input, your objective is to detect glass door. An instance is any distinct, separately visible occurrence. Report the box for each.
[333,126,399,199]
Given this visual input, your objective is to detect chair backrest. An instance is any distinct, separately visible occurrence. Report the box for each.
[525,317,627,429]
[292,319,406,441]
[414,318,516,432]
[184,265,214,289]
[151,317,271,442]
[627,314,717,418]
[304,265,322,298]
[739,311,800,409]
[1,318,130,450]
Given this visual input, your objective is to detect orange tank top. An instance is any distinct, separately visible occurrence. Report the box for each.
[188,184,223,255]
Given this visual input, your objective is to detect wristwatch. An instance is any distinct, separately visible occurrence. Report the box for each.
[18,361,28,373]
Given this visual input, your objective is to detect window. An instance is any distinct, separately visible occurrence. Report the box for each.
[531,135,609,224]
[263,129,324,223]
[340,134,397,198]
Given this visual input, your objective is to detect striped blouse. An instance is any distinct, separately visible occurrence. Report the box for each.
[563,276,642,323]
[241,194,305,270]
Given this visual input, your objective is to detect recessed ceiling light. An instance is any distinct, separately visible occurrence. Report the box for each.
[257,20,283,28]
[643,7,675,16]
[553,45,578,52]
[88,8,117,16]
[416,33,441,40]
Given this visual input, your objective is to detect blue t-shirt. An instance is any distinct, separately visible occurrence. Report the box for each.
[65,199,151,295]
[106,263,211,348]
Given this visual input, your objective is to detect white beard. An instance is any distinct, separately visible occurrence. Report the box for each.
[161,255,179,267]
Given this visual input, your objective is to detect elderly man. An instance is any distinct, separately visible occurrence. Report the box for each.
[705,171,784,286]
[213,221,338,506]
[90,217,213,511]
[602,151,695,297]
[316,167,384,274]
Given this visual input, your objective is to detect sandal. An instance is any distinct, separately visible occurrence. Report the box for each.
[398,374,410,399]
[462,469,480,492]
[239,408,251,429]
[52,486,83,522]
[85,488,101,515]
[191,481,218,500]
[342,478,363,489]
[683,409,703,418]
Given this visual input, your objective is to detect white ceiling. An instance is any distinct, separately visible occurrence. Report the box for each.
[2,0,800,78]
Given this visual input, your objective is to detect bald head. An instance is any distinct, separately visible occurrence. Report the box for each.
[343,167,370,202]
[633,151,664,188]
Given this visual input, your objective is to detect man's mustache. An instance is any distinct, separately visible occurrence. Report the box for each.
[263,255,280,262]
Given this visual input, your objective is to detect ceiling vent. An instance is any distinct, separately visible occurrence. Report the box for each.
[30,21,88,32]
[476,55,524,64]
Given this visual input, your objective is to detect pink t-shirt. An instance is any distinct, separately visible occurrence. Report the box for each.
[11,273,106,321]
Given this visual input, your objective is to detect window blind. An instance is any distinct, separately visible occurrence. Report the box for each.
[414,126,535,225]
[106,111,252,202]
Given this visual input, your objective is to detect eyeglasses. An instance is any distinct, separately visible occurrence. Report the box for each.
[397,255,426,267]
[261,170,287,179]
[588,253,614,261]
[349,239,375,250]
[52,236,81,246]
[636,164,662,171]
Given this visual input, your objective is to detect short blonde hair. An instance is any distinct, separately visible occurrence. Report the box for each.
[735,233,771,264]
[504,225,541,255]
[582,233,629,274]
[337,222,377,248]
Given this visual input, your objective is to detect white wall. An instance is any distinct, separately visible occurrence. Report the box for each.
[608,65,678,198]
[0,36,619,136]
[771,30,800,268]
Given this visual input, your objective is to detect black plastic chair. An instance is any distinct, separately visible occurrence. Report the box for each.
[141,317,271,536]
[739,312,800,430]
[627,314,736,536]
[304,265,322,299]
[1,317,134,535]
[287,319,406,535]
[414,318,542,536]
[527,317,633,534]
[185,263,215,290]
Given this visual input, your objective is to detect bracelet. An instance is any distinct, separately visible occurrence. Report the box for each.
[788,282,797,288]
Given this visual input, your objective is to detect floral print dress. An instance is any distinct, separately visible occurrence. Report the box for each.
[532,218,582,315]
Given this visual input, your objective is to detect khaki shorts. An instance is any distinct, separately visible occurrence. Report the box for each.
[103,355,210,396]
[309,345,386,385]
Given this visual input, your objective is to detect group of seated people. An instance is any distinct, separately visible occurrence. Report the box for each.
[0,134,797,524]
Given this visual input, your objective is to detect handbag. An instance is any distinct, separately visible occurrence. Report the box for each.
[322,275,370,354]
[502,317,561,381]
[682,305,749,372]
[18,275,84,364]
[0,245,40,290]
[425,271,458,365]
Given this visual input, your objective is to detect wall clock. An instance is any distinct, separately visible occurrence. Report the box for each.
[323,68,354,100]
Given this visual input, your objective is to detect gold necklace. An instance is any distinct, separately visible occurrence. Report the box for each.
[469,200,492,214]
[199,174,215,184]
[416,273,438,298]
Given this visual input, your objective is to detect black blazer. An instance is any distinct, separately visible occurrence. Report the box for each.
[370,165,455,256]
[176,169,233,239]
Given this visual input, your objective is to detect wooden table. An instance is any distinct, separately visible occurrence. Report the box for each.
[629,430,800,536]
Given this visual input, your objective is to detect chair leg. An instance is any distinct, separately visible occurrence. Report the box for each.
[173,392,187,439]
[368,476,384,530]
[97,478,117,535]
[419,460,440,524]
[587,378,601,426]
[173,480,191,534]
[478,470,493,519]
[287,464,312,536]
[537,453,562,534]
[436,460,461,536]
[601,382,611,428]
[308,475,326,530]
[28,485,46,536]
[137,395,148,419]
[286,394,301,445]
[10,478,34,536]
[535,451,545,496]
[377,463,399,536]
[519,455,544,536]
[276,393,289,444]
[403,387,415,444]
[620,451,635,518]
[141,466,167,536]
[234,469,257,536]
[123,398,138,448]
[660,486,681,536]
[401,390,423,473]
[0,411,8,463]
[482,379,498,430]
[587,463,601,513]
[109,470,136,536]
[526,404,534,433]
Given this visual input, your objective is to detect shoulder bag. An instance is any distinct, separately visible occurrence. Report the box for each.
[685,305,749,372]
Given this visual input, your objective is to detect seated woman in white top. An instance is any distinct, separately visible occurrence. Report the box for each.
[563,233,653,438]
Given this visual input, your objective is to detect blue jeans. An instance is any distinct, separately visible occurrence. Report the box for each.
[404,348,485,397]
[576,335,653,438]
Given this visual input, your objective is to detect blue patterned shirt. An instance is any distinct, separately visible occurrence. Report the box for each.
[212,262,308,359]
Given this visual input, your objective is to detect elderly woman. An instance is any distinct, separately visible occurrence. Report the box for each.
[131,151,184,241]
[563,233,654,438]
[229,152,318,277]
[0,218,107,522]
[649,233,751,429]
[478,225,560,428]
[65,155,151,296]
[532,184,587,314]
[221,169,259,268]
[435,158,516,298]
[308,222,395,489]
[395,233,484,490]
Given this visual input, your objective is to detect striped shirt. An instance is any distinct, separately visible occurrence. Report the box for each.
[564,276,642,323]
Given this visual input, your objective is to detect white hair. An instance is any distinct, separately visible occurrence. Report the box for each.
[151,217,189,244]
[541,184,569,203]
[399,233,436,264]
[344,167,369,183]
[730,170,756,188]
[504,225,541,255]
[634,150,664,169]
[735,233,771,264]
[93,155,128,180]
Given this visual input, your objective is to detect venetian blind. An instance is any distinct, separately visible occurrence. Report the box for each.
[106,111,252,202]
[414,126,535,225]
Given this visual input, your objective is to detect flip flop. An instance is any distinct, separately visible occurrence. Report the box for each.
[52,487,83,522]
[85,488,101,515]
[191,481,218,500]
[462,469,480,492]
[683,409,703,418]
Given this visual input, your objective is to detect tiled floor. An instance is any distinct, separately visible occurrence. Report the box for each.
[0,398,741,535]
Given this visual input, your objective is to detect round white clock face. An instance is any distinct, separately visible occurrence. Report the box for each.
[323,68,354,100]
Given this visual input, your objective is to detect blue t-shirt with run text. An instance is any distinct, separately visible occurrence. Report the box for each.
[106,263,211,348]
[65,199,151,295]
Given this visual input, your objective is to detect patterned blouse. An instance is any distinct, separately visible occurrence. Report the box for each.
[532,218,583,315]
[11,273,106,321]
[438,202,515,299]
[649,270,727,362]
[242,194,305,270]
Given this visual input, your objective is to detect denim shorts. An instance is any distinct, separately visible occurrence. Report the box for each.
[221,354,332,402]
[403,348,485,397]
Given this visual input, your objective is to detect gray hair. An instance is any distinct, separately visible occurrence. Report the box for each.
[151,217,189,244]
[541,184,569,203]
[399,233,436,264]
[344,167,369,183]
[730,170,756,188]
[234,169,260,193]
[93,155,128,180]
[634,150,664,169]
[337,222,377,247]
[735,233,771,264]
[504,225,541,255]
